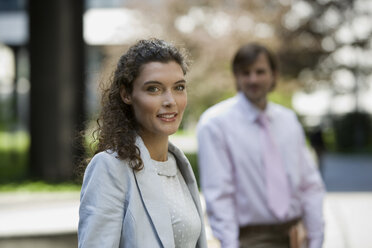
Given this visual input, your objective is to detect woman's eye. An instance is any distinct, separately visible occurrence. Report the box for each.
[147,86,159,92]
[175,85,185,91]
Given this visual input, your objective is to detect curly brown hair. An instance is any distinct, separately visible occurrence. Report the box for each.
[89,38,189,171]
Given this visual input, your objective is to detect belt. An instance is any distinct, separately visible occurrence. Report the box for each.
[239,218,301,234]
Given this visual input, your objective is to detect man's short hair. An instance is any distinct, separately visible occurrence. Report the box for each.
[232,43,278,75]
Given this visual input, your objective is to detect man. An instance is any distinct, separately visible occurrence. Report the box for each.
[197,43,324,248]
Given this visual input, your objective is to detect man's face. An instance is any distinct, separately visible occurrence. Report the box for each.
[235,52,276,110]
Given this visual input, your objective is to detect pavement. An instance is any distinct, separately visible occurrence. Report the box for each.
[0,192,79,238]
[0,151,372,248]
[0,192,79,248]
[323,193,372,248]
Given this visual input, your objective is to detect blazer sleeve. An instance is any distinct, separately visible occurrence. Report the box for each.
[78,152,128,248]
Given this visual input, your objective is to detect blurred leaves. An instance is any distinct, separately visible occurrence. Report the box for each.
[92,0,372,142]
[99,0,293,128]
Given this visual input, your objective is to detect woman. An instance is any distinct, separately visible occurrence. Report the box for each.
[78,38,207,248]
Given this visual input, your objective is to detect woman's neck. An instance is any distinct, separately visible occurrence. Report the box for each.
[140,133,169,161]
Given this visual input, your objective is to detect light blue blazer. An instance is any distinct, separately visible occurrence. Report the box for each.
[78,136,207,248]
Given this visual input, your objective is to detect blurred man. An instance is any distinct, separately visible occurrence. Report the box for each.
[197,43,325,248]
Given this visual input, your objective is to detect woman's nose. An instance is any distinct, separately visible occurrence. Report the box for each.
[162,91,176,107]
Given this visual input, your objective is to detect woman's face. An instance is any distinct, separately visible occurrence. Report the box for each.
[122,61,187,140]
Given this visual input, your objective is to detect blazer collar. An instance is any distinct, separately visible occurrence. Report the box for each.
[133,136,206,248]
[168,142,207,247]
[133,136,175,247]
[168,142,201,211]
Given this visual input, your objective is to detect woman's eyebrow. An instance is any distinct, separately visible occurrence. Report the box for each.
[174,79,186,84]
[143,80,162,85]
[143,79,186,85]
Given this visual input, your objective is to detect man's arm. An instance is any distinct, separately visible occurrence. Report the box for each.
[297,124,325,248]
[197,121,239,248]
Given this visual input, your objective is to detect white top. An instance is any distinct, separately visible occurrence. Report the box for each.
[152,152,201,248]
[197,92,325,248]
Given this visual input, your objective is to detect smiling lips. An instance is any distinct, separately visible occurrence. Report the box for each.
[157,113,178,122]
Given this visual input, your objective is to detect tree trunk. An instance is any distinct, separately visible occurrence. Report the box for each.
[29,0,85,182]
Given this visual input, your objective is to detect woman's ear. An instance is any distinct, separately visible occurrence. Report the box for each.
[120,87,132,105]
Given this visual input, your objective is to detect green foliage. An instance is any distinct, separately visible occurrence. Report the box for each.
[184,152,199,186]
[182,85,236,128]
[333,112,372,153]
[0,131,30,182]
[0,131,29,151]
[0,181,81,192]
[322,127,337,152]
[268,90,293,110]
[0,131,82,191]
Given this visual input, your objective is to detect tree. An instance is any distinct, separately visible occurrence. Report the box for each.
[29,0,85,181]
[98,0,292,128]
[278,0,372,150]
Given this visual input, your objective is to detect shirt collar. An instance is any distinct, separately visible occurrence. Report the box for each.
[237,92,274,123]
[152,152,178,177]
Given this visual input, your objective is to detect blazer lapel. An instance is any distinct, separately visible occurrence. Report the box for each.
[133,137,175,248]
[169,142,208,248]
[168,143,199,207]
